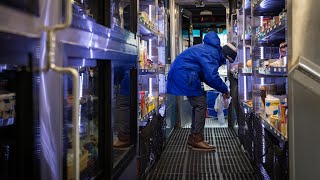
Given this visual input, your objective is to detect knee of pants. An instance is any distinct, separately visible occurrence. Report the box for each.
[196,103,207,111]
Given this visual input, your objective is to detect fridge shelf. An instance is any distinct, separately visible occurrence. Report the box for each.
[139,69,156,76]
[257,113,287,143]
[240,68,252,76]
[139,108,156,122]
[258,67,287,77]
[139,19,161,37]
[258,20,285,42]
[252,0,285,16]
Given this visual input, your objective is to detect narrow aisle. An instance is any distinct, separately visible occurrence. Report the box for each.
[147,128,260,180]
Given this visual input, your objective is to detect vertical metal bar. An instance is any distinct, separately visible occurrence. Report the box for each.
[130,68,138,144]
[169,0,176,62]
[131,0,138,34]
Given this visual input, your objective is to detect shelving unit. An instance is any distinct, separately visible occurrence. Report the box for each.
[139,69,156,76]
[252,0,285,16]
[139,19,158,36]
[257,113,287,143]
[138,0,167,178]
[258,19,285,42]
[240,68,252,76]
[258,67,287,76]
[230,0,288,179]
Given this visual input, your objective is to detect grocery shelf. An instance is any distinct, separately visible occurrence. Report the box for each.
[257,113,287,143]
[240,68,252,76]
[258,67,287,77]
[139,69,156,76]
[139,19,157,37]
[0,118,14,127]
[252,0,285,16]
[138,108,156,124]
[258,20,285,42]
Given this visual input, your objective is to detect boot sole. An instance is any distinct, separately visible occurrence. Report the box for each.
[192,147,216,151]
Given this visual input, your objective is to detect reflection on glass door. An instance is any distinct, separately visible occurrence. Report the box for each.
[111,0,134,31]
[112,61,135,167]
[0,61,36,179]
[63,59,105,180]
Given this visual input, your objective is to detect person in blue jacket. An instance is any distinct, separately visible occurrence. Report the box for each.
[167,31,237,151]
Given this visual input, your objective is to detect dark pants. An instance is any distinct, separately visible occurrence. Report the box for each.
[187,96,207,135]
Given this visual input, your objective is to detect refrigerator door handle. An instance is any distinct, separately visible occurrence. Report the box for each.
[43,0,80,179]
[289,56,320,96]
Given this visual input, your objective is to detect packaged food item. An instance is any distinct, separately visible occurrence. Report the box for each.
[274,16,280,24]
[139,11,149,23]
[147,95,155,113]
[139,91,147,117]
[270,114,278,127]
[139,48,144,69]
[67,149,88,180]
[265,95,281,116]
[246,59,252,68]
[269,59,283,67]
[0,93,15,120]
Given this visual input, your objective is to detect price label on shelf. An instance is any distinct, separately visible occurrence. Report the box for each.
[277,132,280,136]
[274,25,277,29]
[281,136,285,140]
[279,22,281,26]
[270,126,273,130]
[274,129,277,134]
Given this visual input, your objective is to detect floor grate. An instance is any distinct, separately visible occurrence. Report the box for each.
[183,118,228,128]
[146,128,260,180]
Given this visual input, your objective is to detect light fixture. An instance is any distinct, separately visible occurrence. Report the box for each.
[200,10,212,16]
[195,0,205,8]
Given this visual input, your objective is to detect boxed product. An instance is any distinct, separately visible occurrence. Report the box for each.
[139,11,149,23]
[67,149,89,180]
[265,95,280,116]
[274,16,280,24]
[147,95,155,113]
[139,91,148,117]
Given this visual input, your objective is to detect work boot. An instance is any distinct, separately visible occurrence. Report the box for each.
[192,134,216,151]
[187,133,209,148]
[187,134,194,148]
[113,133,130,149]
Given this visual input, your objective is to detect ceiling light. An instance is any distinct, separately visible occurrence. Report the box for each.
[200,10,212,16]
[195,0,205,8]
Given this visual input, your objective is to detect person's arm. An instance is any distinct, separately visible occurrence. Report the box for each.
[198,51,228,94]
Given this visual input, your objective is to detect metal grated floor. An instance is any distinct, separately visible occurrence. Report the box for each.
[146,128,260,180]
[183,118,228,128]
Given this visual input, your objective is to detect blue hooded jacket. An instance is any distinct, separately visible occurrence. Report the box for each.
[167,32,228,96]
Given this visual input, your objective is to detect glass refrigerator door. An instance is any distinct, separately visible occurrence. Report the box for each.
[111,0,137,32]
[0,61,36,179]
[112,61,137,170]
[63,59,107,180]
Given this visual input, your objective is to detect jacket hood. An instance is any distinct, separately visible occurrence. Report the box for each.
[203,32,221,47]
